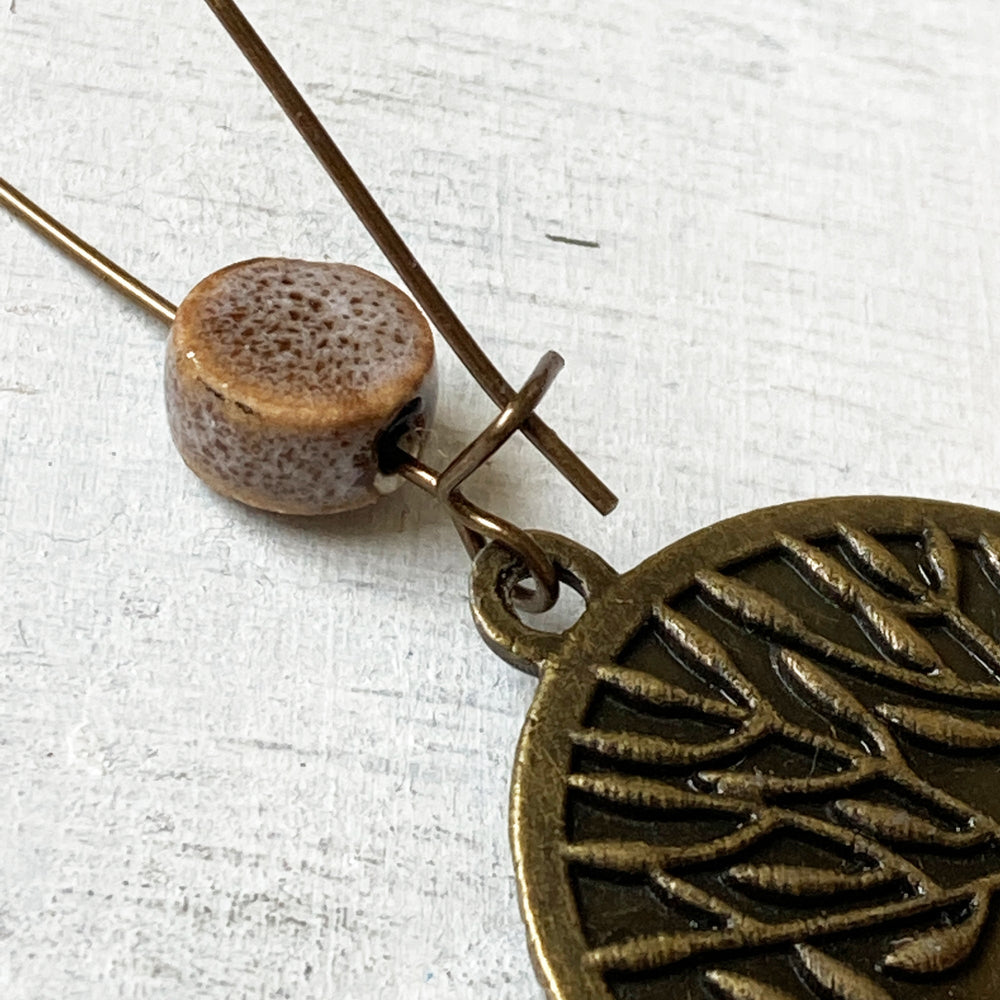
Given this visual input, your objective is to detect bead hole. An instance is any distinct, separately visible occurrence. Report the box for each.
[376,395,428,475]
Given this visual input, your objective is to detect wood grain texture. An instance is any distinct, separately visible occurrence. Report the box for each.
[2,1,1000,997]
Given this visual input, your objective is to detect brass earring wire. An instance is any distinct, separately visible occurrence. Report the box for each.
[0,0,616,614]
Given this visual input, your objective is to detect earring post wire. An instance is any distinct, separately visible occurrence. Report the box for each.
[202,0,617,517]
[0,178,177,327]
[1,178,555,610]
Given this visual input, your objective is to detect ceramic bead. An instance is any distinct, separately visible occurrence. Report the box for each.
[165,257,436,514]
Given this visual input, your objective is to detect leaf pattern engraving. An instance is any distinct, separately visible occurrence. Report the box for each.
[836,524,928,599]
[777,534,943,674]
[776,648,890,751]
[727,862,896,897]
[593,663,747,721]
[883,893,988,974]
[979,533,1000,588]
[922,525,960,599]
[796,945,893,1000]
[832,799,986,849]
[563,522,1000,1000]
[706,970,801,1000]
[875,702,1000,750]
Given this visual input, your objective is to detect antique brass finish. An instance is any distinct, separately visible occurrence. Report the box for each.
[472,496,1000,1000]
[10,5,1000,998]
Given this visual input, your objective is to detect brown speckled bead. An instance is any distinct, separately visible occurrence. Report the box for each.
[165,258,437,514]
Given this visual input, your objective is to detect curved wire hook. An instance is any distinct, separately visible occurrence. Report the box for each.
[387,353,565,614]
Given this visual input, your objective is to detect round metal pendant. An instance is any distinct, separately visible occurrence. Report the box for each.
[471,497,1000,1000]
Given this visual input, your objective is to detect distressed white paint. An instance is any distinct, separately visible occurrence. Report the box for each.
[2,1,1000,997]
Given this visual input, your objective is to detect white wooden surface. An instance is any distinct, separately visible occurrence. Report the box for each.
[2,1,1000,997]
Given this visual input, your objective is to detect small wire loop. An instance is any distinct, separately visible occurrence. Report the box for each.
[388,353,567,614]
[437,352,564,499]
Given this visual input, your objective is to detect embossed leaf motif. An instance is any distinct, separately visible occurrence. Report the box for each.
[979,532,1000,587]
[706,969,801,1000]
[923,525,960,598]
[696,570,810,640]
[776,648,887,749]
[876,703,1000,750]
[777,534,943,674]
[832,799,965,847]
[657,604,761,707]
[852,600,944,675]
[594,663,746,721]
[546,518,1000,1000]
[796,946,893,1000]
[883,894,988,974]
[836,524,927,599]
[728,863,894,897]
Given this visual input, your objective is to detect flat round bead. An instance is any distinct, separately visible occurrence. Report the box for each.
[165,257,437,514]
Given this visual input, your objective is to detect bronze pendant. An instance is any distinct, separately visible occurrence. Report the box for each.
[472,496,1000,1000]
